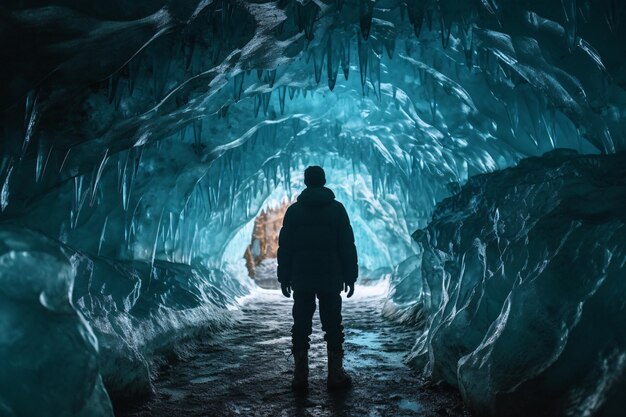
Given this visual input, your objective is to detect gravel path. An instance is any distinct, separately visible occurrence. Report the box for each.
[117,286,466,417]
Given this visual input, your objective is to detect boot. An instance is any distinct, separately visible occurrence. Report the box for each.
[327,350,352,390]
[292,350,309,391]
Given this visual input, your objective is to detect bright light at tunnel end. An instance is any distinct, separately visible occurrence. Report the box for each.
[234,275,391,307]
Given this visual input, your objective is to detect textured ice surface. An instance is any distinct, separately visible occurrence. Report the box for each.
[1,0,625,412]
[410,149,626,416]
[2,0,623,275]
[0,227,114,417]
[0,224,250,405]
[72,255,250,399]
[382,252,425,325]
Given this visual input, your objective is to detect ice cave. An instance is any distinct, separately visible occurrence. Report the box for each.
[1,1,625,416]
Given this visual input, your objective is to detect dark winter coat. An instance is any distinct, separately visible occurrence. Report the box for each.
[277,186,358,293]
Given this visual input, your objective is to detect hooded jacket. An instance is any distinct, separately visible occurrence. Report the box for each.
[277,186,358,293]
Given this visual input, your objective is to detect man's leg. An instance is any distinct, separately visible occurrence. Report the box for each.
[318,292,352,389]
[292,291,316,351]
[291,291,316,390]
[317,292,344,351]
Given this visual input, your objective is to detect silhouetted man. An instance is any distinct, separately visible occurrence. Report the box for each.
[277,166,358,391]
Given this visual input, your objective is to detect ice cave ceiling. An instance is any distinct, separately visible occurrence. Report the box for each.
[1,1,626,416]
[2,0,624,270]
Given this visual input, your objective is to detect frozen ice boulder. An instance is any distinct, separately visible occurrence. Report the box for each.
[382,253,425,325]
[411,149,626,416]
[0,227,113,417]
[72,256,247,401]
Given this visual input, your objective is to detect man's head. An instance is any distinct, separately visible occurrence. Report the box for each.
[304,166,326,188]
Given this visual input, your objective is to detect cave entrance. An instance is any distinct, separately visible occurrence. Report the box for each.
[243,199,291,289]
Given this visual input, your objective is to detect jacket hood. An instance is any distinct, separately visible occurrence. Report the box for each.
[297,186,335,206]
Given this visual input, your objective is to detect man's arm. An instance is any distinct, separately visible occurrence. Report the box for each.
[277,207,294,293]
[337,204,358,286]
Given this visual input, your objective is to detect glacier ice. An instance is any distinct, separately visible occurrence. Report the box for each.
[0,0,625,414]
[0,223,250,413]
[408,149,626,416]
[0,227,113,417]
[72,254,250,399]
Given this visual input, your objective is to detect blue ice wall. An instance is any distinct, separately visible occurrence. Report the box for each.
[1,0,625,415]
[0,227,113,417]
[407,149,626,416]
[0,224,250,416]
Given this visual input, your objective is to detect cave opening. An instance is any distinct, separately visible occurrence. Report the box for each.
[243,198,289,289]
[1,1,625,416]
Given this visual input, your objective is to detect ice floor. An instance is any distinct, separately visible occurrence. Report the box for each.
[116,286,466,417]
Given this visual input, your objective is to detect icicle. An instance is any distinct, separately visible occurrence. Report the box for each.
[262,91,272,116]
[460,17,474,68]
[604,0,617,32]
[233,71,245,102]
[297,1,319,40]
[98,216,109,256]
[426,9,433,31]
[406,0,425,38]
[313,48,324,84]
[122,173,133,211]
[169,212,177,243]
[370,41,382,100]
[71,176,88,229]
[439,13,452,48]
[327,35,340,91]
[122,159,133,212]
[23,90,39,156]
[35,139,53,183]
[58,148,72,173]
[193,118,203,154]
[265,68,277,87]
[359,0,374,40]
[116,154,124,193]
[148,209,165,286]
[561,0,577,51]
[278,87,287,114]
[288,86,297,100]
[341,38,350,80]
[73,176,83,214]
[1,165,13,212]
[383,38,395,59]
[90,149,109,206]
[600,128,616,154]
[133,146,143,179]
[358,35,369,94]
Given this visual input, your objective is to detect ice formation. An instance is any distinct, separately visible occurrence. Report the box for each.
[1,0,625,415]
[0,227,113,417]
[408,149,626,416]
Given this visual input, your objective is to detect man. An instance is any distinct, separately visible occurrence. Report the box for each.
[277,165,358,391]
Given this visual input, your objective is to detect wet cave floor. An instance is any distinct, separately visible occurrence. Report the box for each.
[117,288,467,417]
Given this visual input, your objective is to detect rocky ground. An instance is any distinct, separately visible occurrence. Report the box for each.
[117,286,466,417]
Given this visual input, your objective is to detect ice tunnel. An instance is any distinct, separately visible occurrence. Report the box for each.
[1,1,625,416]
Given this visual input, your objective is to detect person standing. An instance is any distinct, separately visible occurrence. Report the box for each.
[277,166,358,391]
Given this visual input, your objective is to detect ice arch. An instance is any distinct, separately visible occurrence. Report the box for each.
[1,1,625,416]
